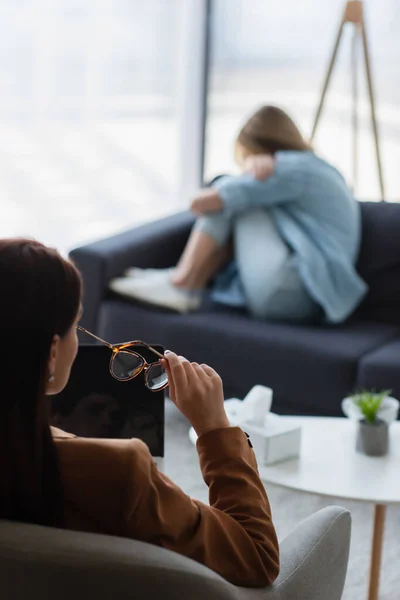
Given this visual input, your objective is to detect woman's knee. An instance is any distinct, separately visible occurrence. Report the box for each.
[194,214,231,247]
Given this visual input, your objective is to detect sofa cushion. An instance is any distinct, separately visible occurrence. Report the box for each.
[355,202,400,325]
[99,298,399,416]
[357,339,400,399]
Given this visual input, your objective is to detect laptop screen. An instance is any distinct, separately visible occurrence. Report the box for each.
[51,344,165,457]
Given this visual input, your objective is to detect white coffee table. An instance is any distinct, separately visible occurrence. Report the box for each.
[258,416,400,600]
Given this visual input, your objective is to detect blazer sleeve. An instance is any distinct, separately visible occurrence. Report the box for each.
[121,426,279,588]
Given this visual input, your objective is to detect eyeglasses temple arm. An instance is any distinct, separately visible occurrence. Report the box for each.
[124,341,165,360]
[141,342,165,360]
[76,325,114,349]
[77,327,166,359]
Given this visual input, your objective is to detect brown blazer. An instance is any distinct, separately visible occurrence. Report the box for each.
[52,425,279,588]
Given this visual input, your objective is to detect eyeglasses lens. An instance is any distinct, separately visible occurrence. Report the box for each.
[145,362,168,391]
[112,351,144,381]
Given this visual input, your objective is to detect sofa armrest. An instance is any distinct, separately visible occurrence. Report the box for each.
[69,211,195,332]
[243,506,351,600]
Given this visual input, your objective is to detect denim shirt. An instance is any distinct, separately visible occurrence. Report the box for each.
[213,151,367,323]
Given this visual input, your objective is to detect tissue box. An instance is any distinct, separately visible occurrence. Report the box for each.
[243,418,302,465]
[188,386,302,464]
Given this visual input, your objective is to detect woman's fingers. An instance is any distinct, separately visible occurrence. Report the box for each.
[164,352,188,395]
[164,352,220,409]
[182,359,202,385]
[162,354,227,436]
[191,361,207,382]
[161,358,175,400]
[200,363,217,377]
[179,358,217,383]
[255,155,274,180]
[244,154,274,180]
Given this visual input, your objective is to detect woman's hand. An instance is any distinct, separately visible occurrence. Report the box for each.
[190,188,224,215]
[243,154,275,180]
[162,351,230,437]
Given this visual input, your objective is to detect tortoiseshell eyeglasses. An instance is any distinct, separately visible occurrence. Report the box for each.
[77,326,168,392]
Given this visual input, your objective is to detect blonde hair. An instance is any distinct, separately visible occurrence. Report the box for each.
[236,105,311,162]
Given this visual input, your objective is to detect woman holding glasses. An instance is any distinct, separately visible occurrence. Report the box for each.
[0,238,279,588]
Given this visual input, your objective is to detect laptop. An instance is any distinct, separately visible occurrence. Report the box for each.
[51,343,165,460]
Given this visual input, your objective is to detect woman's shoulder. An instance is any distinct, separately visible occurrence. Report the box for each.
[272,150,316,176]
[276,151,347,185]
[275,149,319,167]
[53,428,154,532]
[52,427,151,480]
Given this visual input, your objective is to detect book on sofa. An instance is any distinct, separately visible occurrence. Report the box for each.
[51,344,165,458]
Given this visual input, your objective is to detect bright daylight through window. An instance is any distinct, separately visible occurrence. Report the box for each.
[1,0,399,254]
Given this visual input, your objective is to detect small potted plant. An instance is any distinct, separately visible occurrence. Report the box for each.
[350,390,391,456]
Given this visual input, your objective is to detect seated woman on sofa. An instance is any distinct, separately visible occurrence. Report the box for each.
[0,238,279,588]
[111,105,367,324]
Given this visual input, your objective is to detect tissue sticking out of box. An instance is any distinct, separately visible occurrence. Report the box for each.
[240,385,273,426]
[223,386,301,465]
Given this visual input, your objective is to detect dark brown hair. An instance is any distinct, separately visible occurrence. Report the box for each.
[0,239,82,526]
[236,105,311,160]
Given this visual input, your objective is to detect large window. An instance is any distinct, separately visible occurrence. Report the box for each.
[205,0,400,201]
[0,0,185,252]
[1,1,398,254]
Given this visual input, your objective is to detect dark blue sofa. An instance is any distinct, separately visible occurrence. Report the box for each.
[70,202,400,416]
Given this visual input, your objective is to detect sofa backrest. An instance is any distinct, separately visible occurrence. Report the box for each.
[355,201,400,325]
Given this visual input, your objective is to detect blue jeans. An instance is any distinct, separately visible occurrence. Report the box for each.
[195,209,319,323]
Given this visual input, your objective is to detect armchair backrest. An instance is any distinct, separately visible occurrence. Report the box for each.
[0,506,350,600]
[0,520,234,600]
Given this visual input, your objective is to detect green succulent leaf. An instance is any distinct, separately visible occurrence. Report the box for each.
[350,389,391,424]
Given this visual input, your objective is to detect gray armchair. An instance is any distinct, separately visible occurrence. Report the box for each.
[0,506,350,600]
